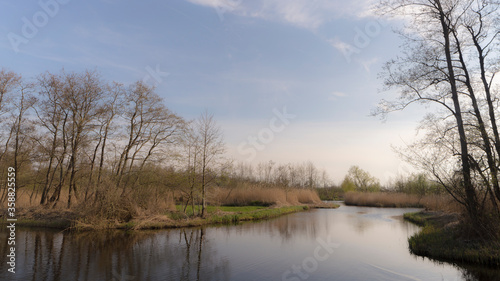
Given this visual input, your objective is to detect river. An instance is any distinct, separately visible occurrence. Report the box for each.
[1,204,499,280]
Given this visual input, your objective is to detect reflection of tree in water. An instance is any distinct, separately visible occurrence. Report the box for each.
[458,267,494,281]
[170,228,230,281]
[224,213,321,244]
[409,251,500,281]
[458,265,500,281]
[0,228,230,281]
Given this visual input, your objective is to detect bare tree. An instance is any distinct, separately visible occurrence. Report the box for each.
[85,82,125,202]
[194,112,225,217]
[304,161,318,189]
[179,123,201,215]
[0,71,36,202]
[35,72,69,206]
[10,81,36,182]
[115,81,163,193]
[61,70,104,208]
[374,0,500,222]
[0,69,21,164]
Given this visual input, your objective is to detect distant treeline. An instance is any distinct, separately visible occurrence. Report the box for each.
[316,165,447,201]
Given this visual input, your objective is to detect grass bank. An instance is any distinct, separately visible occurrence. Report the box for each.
[3,202,338,231]
[404,211,500,267]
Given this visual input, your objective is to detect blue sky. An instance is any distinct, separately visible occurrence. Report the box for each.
[1,0,425,184]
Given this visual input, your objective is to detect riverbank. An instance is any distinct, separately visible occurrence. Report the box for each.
[404,211,500,267]
[1,202,339,231]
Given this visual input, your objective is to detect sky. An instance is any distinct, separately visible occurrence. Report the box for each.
[0,0,427,185]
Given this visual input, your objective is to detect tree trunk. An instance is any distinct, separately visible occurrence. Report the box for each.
[436,0,478,221]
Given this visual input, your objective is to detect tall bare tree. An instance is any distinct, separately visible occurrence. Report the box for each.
[0,69,21,164]
[61,70,104,208]
[194,112,225,217]
[35,72,69,206]
[84,82,125,202]
[115,81,163,192]
[377,0,500,225]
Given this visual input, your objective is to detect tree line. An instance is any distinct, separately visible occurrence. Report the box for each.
[0,69,332,218]
[228,160,331,189]
[0,69,211,211]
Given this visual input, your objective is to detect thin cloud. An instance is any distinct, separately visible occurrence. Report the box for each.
[185,0,376,29]
[328,91,347,101]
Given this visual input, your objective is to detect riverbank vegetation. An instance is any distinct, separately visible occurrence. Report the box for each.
[342,170,461,211]
[10,185,329,230]
[0,69,334,230]
[344,192,459,210]
[404,211,500,267]
[334,163,500,266]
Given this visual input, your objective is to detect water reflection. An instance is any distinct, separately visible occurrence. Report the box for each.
[1,205,499,281]
[0,228,231,281]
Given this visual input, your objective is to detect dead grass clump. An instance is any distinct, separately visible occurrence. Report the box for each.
[128,186,176,214]
[212,185,283,206]
[419,195,461,212]
[291,189,322,204]
[82,185,176,223]
[9,188,71,209]
[82,189,136,223]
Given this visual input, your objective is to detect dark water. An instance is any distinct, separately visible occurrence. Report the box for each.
[1,205,499,281]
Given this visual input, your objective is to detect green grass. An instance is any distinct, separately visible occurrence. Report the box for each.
[403,212,434,227]
[218,206,266,212]
[174,205,266,217]
[7,204,312,231]
[170,205,308,226]
[404,211,500,267]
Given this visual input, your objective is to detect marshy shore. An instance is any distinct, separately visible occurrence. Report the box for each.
[2,203,338,231]
[1,185,337,231]
[404,210,500,267]
[338,191,500,267]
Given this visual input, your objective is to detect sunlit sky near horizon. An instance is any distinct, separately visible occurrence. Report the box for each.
[1,0,428,184]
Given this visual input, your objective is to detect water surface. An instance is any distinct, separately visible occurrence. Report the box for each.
[1,204,499,280]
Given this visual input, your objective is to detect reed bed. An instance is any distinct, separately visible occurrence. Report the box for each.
[344,191,461,211]
[3,183,322,230]
[210,183,322,207]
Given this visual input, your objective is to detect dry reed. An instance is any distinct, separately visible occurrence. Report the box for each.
[344,191,461,211]
[210,183,322,206]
